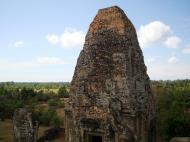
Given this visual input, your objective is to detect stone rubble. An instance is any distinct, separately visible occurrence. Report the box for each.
[13,108,38,142]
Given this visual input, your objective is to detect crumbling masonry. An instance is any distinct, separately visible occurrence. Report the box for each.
[64,6,156,142]
[13,108,38,142]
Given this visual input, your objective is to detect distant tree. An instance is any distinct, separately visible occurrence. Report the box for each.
[36,108,63,127]
[48,99,58,107]
[58,86,69,98]
[36,91,49,102]
[20,87,36,100]
[51,115,63,128]
[0,86,8,96]
[155,87,190,140]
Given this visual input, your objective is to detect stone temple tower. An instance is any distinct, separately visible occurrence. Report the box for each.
[64,6,156,142]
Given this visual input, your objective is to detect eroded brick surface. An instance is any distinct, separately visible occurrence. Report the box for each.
[64,6,156,142]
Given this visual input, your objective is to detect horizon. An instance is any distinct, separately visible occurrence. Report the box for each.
[1,79,190,83]
[0,0,190,82]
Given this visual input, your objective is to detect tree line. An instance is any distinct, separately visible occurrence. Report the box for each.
[0,82,69,127]
[152,80,190,141]
[0,80,190,140]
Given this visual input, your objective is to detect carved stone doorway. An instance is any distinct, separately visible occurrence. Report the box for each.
[87,134,103,142]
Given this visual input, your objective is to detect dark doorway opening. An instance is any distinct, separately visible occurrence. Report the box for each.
[88,134,102,142]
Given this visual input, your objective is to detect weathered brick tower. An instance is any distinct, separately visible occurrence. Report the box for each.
[64,6,156,142]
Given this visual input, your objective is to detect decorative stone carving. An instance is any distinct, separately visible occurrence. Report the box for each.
[64,6,156,142]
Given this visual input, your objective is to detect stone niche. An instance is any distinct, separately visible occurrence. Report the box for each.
[64,6,156,142]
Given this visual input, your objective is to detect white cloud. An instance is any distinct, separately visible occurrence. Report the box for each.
[46,28,85,49]
[164,36,181,48]
[138,21,171,48]
[0,57,67,70]
[182,44,190,54]
[0,58,71,82]
[60,28,85,48]
[46,34,59,44]
[13,41,24,48]
[0,59,35,69]
[37,57,66,65]
[147,63,190,80]
[168,56,179,63]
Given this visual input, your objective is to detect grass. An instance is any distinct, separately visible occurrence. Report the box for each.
[0,119,13,142]
[35,88,59,94]
[0,119,64,142]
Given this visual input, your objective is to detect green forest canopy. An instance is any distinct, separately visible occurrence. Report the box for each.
[0,80,190,140]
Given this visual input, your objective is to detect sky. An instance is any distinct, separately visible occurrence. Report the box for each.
[0,0,190,82]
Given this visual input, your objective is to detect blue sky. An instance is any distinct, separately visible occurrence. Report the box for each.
[0,0,190,82]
